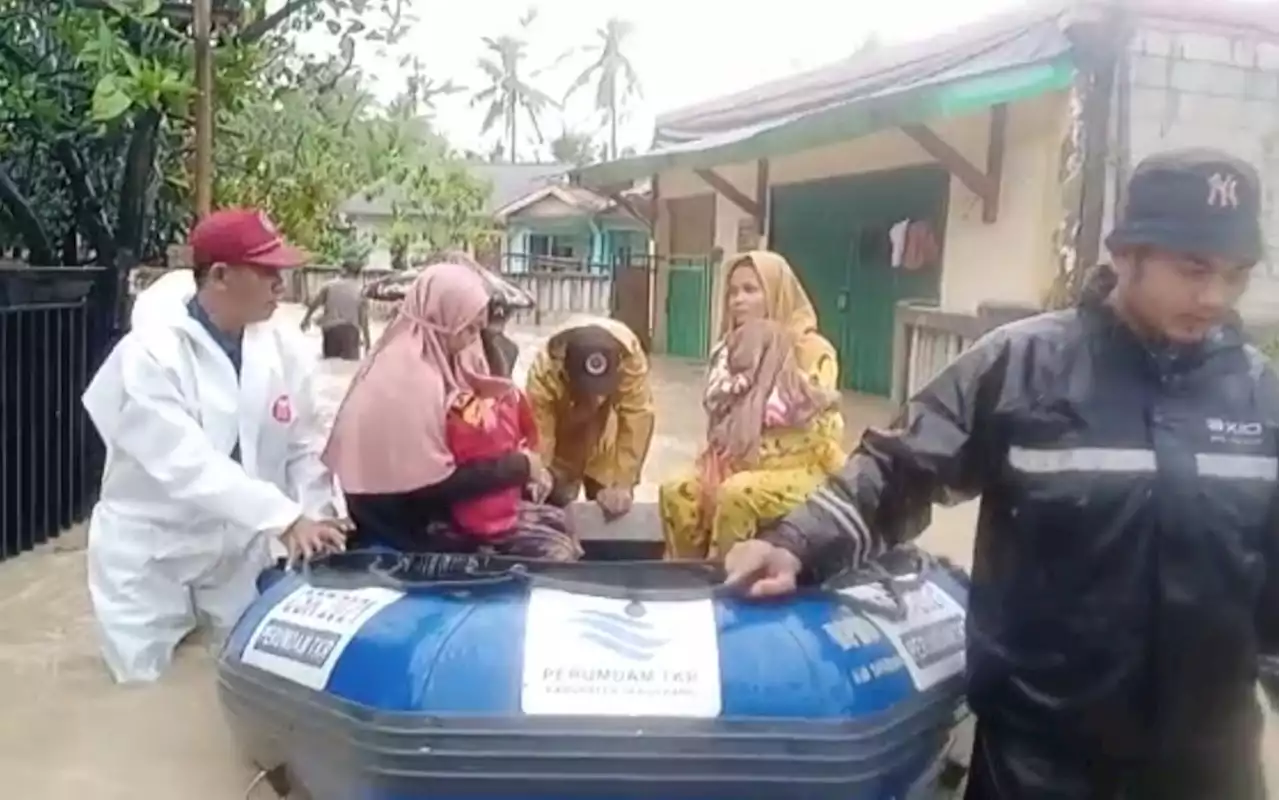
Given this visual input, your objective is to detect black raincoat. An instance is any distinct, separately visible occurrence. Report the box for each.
[766,293,1278,797]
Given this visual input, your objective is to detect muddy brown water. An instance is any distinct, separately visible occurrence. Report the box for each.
[0,308,1273,798]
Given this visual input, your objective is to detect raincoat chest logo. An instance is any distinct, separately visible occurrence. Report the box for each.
[1206,416,1263,446]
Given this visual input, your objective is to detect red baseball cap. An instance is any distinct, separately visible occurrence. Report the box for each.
[189,208,307,270]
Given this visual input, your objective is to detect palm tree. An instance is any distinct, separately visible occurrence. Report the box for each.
[562,18,641,161]
[549,129,597,166]
[470,34,558,162]
[390,57,466,120]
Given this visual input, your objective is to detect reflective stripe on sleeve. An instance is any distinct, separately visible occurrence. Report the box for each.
[1009,446,1278,481]
[1008,446,1156,474]
[808,485,879,564]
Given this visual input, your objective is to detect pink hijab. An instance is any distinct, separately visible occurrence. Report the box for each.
[322,262,511,494]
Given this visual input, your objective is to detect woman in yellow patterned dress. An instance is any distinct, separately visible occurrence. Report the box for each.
[659,251,845,560]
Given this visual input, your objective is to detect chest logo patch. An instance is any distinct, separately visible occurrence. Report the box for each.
[1206,417,1262,446]
[272,394,293,424]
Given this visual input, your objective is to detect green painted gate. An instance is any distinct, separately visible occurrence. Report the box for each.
[771,167,948,396]
[665,256,713,359]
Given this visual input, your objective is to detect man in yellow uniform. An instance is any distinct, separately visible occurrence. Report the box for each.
[525,317,655,519]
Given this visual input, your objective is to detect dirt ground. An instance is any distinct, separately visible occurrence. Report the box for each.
[0,307,1274,798]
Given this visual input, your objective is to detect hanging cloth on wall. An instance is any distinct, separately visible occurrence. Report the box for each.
[888,218,940,271]
[903,220,940,271]
[889,219,910,268]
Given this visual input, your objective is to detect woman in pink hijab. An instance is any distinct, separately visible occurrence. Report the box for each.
[323,262,581,559]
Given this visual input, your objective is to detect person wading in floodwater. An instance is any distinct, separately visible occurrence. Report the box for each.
[724,149,1278,799]
[302,255,371,360]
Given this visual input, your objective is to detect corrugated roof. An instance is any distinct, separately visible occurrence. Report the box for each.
[572,6,1076,187]
[653,0,1275,146]
[654,0,1074,146]
[341,162,568,217]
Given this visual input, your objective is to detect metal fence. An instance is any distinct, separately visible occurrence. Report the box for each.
[276,260,616,328]
[1,267,116,561]
[500,271,612,326]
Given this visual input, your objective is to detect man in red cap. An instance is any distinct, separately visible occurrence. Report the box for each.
[81,208,349,684]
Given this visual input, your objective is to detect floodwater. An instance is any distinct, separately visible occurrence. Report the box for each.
[0,306,1273,798]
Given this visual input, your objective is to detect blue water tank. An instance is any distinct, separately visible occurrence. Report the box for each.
[218,549,970,800]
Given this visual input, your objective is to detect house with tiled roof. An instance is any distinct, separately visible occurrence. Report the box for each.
[572,0,1277,399]
[340,161,650,276]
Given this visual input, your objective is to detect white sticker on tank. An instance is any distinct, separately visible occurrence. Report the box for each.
[839,580,965,692]
[240,585,403,690]
[521,588,722,718]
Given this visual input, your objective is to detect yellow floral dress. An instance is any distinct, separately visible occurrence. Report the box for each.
[659,250,845,559]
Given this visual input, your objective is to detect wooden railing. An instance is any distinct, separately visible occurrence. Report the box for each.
[891,301,1037,405]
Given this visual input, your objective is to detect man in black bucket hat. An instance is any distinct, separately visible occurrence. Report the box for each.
[724,148,1278,798]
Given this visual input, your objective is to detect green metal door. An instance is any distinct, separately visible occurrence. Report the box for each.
[771,167,948,396]
[665,256,712,359]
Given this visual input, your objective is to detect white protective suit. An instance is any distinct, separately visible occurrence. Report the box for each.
[82,279,337,683]
[130,269,196,329]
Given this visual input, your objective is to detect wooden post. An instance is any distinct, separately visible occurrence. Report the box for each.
[1070,12,1126,274]
[193,0,214,219]
[755,158,770,246]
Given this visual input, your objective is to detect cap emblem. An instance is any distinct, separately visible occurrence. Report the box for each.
[257,210,279,236]
[584,352,609,376]
[1206,172,1240,209]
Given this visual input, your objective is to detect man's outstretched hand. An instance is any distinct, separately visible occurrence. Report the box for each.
[281,517,349,564]
[722,539,803,598]
[596,486,633,520]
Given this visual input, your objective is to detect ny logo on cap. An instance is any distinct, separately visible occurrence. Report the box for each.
[1206,172,1240,209]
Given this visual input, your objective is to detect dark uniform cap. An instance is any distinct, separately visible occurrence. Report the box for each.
[562,325,623,398]
[1105,148,1264,265]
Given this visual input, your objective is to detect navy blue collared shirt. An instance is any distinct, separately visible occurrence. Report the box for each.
[188,298,244,462]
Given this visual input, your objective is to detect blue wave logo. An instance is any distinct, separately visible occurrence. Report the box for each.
[570,607,670,662]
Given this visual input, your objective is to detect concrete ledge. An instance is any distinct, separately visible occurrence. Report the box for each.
[568,502,665,561]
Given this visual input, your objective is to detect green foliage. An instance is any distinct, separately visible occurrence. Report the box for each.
[0,0,487,267]
[549,129,597,166]
[209,4,490,263]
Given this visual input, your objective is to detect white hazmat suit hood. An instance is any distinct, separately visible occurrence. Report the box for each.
[129,268,196,330]
[82,276,337,683]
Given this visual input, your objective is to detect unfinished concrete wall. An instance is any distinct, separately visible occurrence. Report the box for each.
[1107,19,1279,324]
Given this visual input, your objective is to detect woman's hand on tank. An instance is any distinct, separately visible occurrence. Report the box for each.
[723,539,803,598]
[523,449,553,502]
[596,486,633,520]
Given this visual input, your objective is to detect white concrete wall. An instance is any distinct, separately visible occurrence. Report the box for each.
[655,92,1071,329]
[1111,22,1279,324]
[348,213,395,270]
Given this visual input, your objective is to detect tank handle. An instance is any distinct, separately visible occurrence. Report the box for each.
[297,548,964,619]
[302,552,737,601]
[821,549,961,624]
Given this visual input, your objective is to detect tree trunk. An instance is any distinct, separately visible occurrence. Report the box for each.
[508,95,518,162]
[609,86,618,161]
[0,165,57,265]
[115,108,162,262]
[53,139,117,267]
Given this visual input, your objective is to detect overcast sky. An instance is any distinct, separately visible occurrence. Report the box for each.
[299,0,1268,160]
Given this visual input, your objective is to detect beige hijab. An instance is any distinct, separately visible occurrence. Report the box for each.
[718,250,820,340]
[322,263,509,494]
[705,319,837,469]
